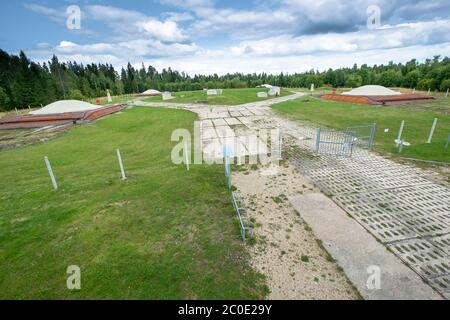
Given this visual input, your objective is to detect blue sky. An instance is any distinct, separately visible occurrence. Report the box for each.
[1,0,450,75]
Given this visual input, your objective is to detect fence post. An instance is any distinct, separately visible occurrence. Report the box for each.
[223,145,231,190]
[445,134,450,149]
[278,133,283,160]
[184,142,190,171]
[446,88,449,98]
[369,123,376,150]
[44,156,58,190]
[315,128,321,153]
[398,140,404,153]
[116,149,127,180]
[427,118,438,144]
[396,120,405,146]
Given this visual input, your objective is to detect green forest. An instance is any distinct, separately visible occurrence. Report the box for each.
[0,49,449,111]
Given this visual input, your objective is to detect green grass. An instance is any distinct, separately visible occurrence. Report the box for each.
[143,88,293,105]
[273,96,450,162]
[0,107,267,299]
[90,95,135,106]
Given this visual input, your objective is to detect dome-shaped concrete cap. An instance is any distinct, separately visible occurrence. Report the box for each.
[30,100,101,115]
[342,85,402,96]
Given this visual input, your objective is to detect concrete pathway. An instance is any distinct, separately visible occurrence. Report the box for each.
[290,193,442,300]
[134,92,450,299]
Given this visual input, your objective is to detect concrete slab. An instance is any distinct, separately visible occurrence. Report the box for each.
[202,128,218,140]
[203,138,222,159]
[241,110,254,116]
[206,113,221,119]
[224,118,242,126]
[201,119,214,127]
[218,112,230,118]
[216,126,235,138]
[222,137,248,158]
[289,193,442,300]
[238,117,252,124]
[212,119,227,126]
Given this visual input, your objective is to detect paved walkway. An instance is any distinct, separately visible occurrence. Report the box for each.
[135,93,450,299]
[290,193,442,300]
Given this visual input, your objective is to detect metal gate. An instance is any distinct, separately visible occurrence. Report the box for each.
[345,123,376,150]
[315,128,355,157]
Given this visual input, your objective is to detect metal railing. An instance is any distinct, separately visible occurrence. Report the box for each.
[231,191,254,241]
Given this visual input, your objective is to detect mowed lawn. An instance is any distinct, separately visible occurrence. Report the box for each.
[143,88,292,105]
[91,95,135,106]
[0,107,267,299]
[273,96,450,162]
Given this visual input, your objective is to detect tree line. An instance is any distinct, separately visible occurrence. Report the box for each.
[0,49,449,111]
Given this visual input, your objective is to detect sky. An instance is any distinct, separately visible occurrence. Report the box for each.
[0,0,449,75]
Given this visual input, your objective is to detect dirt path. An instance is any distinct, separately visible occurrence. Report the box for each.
[233,163,360,299]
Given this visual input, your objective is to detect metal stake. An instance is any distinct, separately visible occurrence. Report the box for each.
[427,118,438,144]
[369,123,377,150]
[398,140,404,153]
[116,149,127,180]
[315,128,321,153]
[44,156,58,190]
[396,120,405,146]
[184,142,190,171]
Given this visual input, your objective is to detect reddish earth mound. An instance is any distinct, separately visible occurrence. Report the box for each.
[321,93,434,105]
[0,104,126,130]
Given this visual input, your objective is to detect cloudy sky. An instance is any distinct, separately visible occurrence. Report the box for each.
[1,0,449,75]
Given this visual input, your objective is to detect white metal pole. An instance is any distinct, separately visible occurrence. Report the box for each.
[446,88,449,98]
[396,120,405,146]
[184,142,190,171]
[44,156,58,190]
[15,107,19,115]
[116,149,127,180]
[427,88,431,96]
[398,140,404,153]
[427,118,438,144]
[278,134,283,160]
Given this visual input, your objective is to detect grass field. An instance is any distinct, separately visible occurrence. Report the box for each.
[90,95,135,106]
[273,96,450,162]
[0,107,267,299]
[143,88,293,105]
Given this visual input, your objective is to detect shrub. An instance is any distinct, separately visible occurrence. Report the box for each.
[439,79,450,92]
[0,87,11,111]
[417,78,435,91]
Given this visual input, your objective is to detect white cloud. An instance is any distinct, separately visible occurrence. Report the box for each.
[148,43,450,75]
[83,5,189,43]
[24,3,67,23]
[227,19,450,56]
[135,20,187,42]
[22,1,450,75]
[159,0,215,10]
[29,39,199,65]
